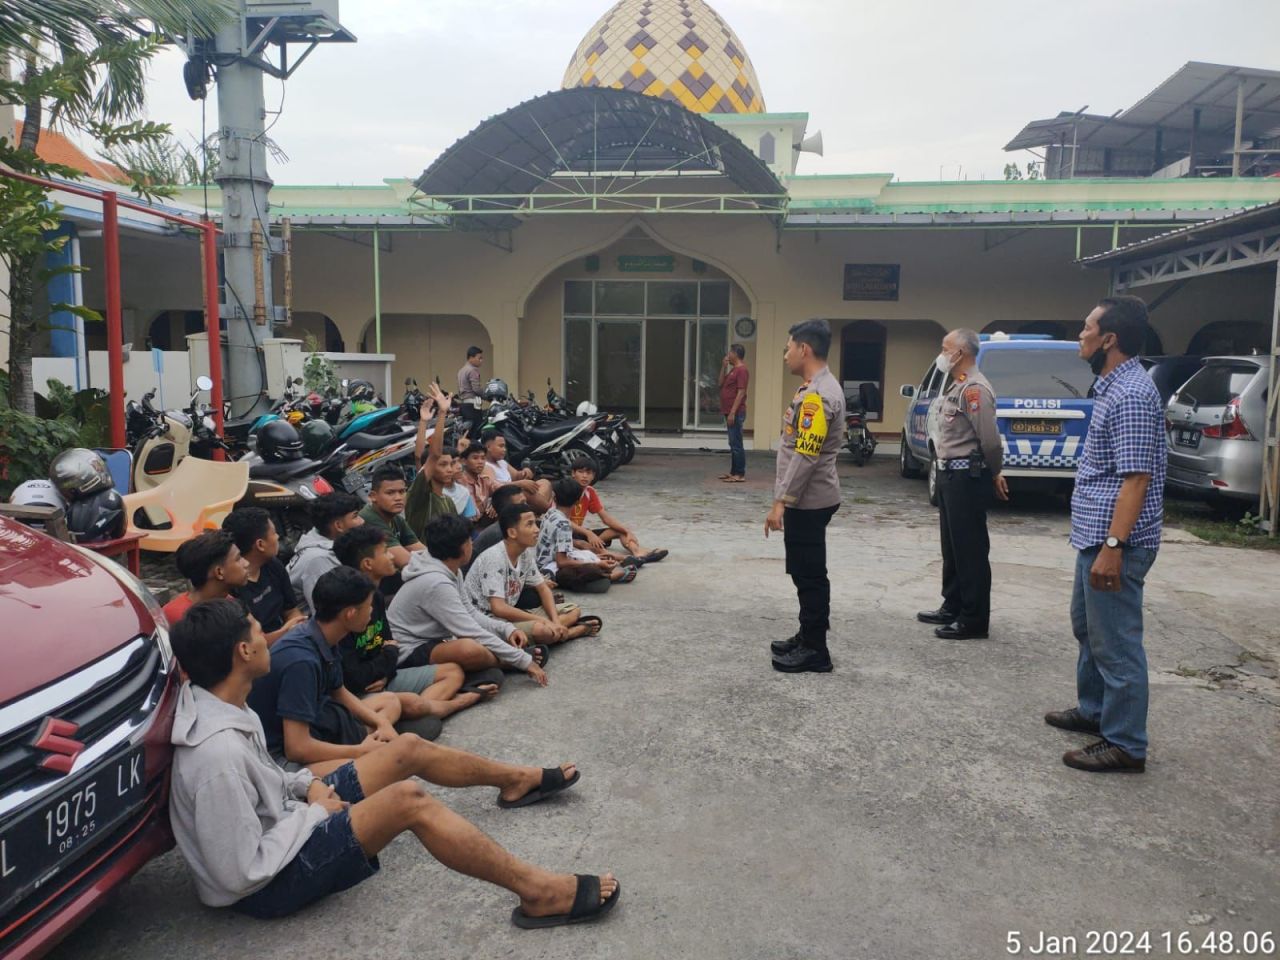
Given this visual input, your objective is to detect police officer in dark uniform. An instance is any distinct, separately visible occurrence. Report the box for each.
[917,328,1009,639]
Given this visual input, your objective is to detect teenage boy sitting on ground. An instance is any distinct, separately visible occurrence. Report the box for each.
[469,483,530,563]
[444,455,480,522]
[164,530,251,624]
[458,443,499,523]
[359,465,424,570]
[536,478,633,591]
[168,599,619,927]
[389,514,550,686]
[223,508,305,643]
[288,492,364,614]
[568,456,668,565]
[406,382,459,539]
[467,503,601,646]
[334,526,492,720]
[249,567,407,768]
[482,432,553,510]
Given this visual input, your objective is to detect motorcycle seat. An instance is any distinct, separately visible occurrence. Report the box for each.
[343,431,395,451]
[249,457,320,481]
[526,418,589,445]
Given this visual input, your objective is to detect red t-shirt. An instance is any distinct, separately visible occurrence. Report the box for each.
[569,485,604,528]
[162,592,194,625]
[719,364,749,417]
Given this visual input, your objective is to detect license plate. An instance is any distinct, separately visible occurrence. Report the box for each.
[1174,428,1200,448]
[1010,419,1061,435]
[586,435,605,450]
[0,746,146,914]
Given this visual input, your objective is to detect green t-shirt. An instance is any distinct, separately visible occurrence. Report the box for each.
[359,503,420,547]
[404,470,458,541]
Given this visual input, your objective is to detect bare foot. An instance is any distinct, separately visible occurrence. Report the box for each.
[498,762,576,804]
[419,691,483,719]
[519,872,618,918]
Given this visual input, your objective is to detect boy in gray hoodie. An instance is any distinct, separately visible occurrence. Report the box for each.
[287,492,364,614]
[388,513,549,686]
[168,598,619,926]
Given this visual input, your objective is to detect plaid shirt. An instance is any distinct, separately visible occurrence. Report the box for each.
[1070,357,1167,550]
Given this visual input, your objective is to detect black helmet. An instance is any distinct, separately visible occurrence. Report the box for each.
[49,447,114,501]
[257,419,304,463]
[300,419,334,458]
[482,378,510,402]
[66,489,125,543]
[347,379,376,403]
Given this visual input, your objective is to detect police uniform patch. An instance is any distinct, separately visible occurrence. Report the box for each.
[964,386,981,413]
[794,392,827,457]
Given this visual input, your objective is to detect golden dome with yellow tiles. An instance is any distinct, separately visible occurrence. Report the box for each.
[562,0,766,114]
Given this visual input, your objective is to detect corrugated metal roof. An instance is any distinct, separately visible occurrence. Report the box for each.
[1077,200,1280,266]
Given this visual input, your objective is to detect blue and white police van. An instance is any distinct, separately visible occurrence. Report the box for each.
[898,333,1096,504]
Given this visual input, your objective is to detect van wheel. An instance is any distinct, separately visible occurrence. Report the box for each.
[927,457,940,507]
[900,433,923,478]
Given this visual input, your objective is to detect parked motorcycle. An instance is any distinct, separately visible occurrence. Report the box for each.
[844,384,880,467]
[127,375,223,523]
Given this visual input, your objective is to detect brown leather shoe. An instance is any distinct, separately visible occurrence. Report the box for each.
[1063,739,1145,773]
[1044,707,1101,735]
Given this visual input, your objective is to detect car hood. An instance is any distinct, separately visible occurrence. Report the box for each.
[0,520,152,704]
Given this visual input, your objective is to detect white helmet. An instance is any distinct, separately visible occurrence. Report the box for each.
[575,400,599,416]
[9,478,67,510]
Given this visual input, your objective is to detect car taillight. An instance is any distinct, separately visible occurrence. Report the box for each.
[1202,397,1252,440]
[313,476,334,494]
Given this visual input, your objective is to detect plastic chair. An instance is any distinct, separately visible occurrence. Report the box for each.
[121,458,249,553]
[94,448,134,494]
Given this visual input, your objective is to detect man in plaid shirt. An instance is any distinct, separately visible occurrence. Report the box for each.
[1045,296,1166,774]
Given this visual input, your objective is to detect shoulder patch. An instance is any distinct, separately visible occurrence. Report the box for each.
[963,385,982,413]
[795,392,827,457]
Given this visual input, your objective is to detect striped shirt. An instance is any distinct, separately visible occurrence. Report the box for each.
[1070,357,1166,550]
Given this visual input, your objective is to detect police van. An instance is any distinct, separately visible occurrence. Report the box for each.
[898,333,1096,504]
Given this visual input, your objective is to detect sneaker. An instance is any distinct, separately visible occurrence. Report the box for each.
[771,646,833,674]
[1044,707,1101,735]
[770,632,801,656]
[1062,738,1145,773]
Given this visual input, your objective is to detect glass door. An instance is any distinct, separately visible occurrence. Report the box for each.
[684,317,728,429]
[595,319,643,424]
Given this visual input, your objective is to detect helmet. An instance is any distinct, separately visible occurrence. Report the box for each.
[257,419,304,463]
[347,379,376,403]
[49,448,114,501]
[9,478,66,510]
[482,378,510,403]
[285,409,305,425]
[66,488,125,543]
[301,419,334,458]
[575,400,599,417]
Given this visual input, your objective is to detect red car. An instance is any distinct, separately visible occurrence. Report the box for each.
[0,516,178,958]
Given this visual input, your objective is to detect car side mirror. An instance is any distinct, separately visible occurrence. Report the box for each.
[900,384,915,398]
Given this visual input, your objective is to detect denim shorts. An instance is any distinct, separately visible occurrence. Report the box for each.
[232,762,379,919]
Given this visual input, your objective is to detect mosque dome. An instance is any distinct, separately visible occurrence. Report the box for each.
[562,0,766,114]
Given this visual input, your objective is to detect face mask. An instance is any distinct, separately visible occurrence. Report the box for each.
[935,351,955,375]
[1087,335,1112,376]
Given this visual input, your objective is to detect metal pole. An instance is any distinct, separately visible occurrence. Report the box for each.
[373,224,382,353]
[201,219,226,459]
[1189,108,1200,177]
[102,192,125,449]
[1232,79,1245,177]
[214,3,274,415]
[1263,258,1280,535]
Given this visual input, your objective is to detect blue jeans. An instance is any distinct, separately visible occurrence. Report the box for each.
[1071,545,1157,758]
[726,412,745,477]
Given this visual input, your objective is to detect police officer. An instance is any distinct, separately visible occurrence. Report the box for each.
[917,328,1009,640]
[766,319,846,673]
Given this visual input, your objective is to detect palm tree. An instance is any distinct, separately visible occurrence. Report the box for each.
[1,0,235,412]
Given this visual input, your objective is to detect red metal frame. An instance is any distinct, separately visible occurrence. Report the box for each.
[0,170,225,451]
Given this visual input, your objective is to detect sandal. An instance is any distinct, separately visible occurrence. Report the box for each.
[529,643,550,667]
[717,473,733,480]
[511,875,621,929]
[612,566,638,584]
[640,549,668,563]
[577,615,603,636]
[497,765,581,809]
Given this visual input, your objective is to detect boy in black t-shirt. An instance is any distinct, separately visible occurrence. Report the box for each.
[224,508,305,643]
[333,527,493,721]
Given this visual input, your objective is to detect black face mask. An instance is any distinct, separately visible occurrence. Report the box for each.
[1087,346,1108,376]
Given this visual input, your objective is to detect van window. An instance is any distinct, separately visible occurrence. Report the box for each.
[919,364,942,400]
[1173,362,1261,408]
[979,348,1094,399]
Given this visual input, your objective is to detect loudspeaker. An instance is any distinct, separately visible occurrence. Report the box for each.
[796,131,824,156]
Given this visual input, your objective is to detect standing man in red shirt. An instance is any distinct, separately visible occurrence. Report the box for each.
[717,344,750,482]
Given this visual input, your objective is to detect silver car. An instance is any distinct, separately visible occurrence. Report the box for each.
[1165,355,1269,507]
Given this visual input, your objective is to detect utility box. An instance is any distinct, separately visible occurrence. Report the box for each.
[246,0,340,18]
[186,331,230,404]
[263,338,304,398]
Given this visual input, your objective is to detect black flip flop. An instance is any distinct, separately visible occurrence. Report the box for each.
[460,667,505,695]
[641,549,668,563]
[497,766,581,809]
[619,556,641,569]
[511,875,621,929]
[577,614,603,636]
[529,643,550,667]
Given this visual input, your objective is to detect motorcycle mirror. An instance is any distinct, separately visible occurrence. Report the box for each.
[341,378,349,390]
[405,377,416,387]
[196,375,213,391]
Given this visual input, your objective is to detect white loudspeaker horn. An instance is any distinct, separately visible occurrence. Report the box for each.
[797,130,824,156]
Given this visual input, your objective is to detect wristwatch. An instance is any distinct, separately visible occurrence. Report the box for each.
[1103,536,1126,550]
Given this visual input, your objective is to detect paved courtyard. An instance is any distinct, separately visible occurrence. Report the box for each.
[57,451,1279,960]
